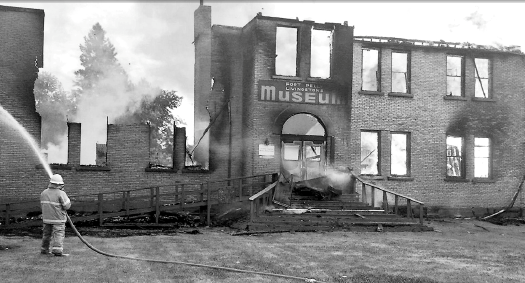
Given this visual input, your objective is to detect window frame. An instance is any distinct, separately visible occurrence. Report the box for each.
[446,54,465,97]
[360,130,381,176]
[390,131,411,177]
[275,26,299,77]
[361,47,381,92]
[474,57,491,99]
[474,137,492,179]
[310,28,333,79]
[391,50,411,94]
[445,135,466,179]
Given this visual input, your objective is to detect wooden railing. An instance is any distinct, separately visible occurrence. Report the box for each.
[1,173,277,228]
[249,173,282,222]
[349,170,425,224]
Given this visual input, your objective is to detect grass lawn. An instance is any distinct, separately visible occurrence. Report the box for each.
[0,219,524,283]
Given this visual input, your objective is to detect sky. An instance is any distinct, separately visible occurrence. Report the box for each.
[2,0,524,162]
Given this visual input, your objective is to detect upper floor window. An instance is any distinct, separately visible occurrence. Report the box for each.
[446,136,464,178]
[362,48,380,91]
[275,27,298,76]
[446,55,464,96]
[310,28,332,79]
[474,58,490,98]
[391,132,411,176]
[360,130,380,175]
[474,137,491,178]
[391,51,410,93]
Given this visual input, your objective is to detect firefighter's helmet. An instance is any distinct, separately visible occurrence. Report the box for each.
[50,174,64,185]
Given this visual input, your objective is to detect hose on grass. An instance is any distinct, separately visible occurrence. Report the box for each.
[66,215,321,283]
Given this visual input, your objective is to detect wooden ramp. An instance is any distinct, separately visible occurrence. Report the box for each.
[1,173,278,229]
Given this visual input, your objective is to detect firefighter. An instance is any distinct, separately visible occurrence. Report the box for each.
[40,174,71,256]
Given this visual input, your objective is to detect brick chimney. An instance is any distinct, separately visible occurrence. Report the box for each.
[193,4,212,168]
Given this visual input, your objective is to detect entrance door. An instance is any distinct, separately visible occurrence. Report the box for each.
[281,113,327,181]
[282,140,326,180]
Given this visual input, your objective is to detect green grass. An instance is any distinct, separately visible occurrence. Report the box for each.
[1,219,524,283]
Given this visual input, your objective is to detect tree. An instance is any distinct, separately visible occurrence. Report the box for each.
[73,23,183,166]
[34,71,76,149]
[74,23,130,96]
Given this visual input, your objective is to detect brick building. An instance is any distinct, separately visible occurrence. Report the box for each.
[0,5,46,201]
[193,5,525,215]
[1,4,523,217]
[0,5,209,204]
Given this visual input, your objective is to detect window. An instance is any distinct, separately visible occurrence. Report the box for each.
[391,51,409,93]
[474,58,490,98]
[305,145,322,162]
[310,29,332,79]
[275,27,298,76]
[474,137,491,178]
[391,132,410,176]
[446,55,464,96]
[283,144,300,161]
[360,131,380,175]
[446,136,464,178]
[362,48,380,91]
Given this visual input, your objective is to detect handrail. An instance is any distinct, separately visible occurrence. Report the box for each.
[0,173,274,205]
[349,169,425,225]
[1,173,278,228]
[352,173,424,205]
[249,182,277,201]
[248,173,280,222]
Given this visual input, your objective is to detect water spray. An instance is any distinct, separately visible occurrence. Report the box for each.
[1,103,321,282]
[0,104,53,177]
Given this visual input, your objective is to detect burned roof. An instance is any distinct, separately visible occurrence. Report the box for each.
[355,36,523,56]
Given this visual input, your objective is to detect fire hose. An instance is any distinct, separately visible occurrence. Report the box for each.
[66,215,321,283]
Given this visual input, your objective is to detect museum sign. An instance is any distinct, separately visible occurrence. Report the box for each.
[258,80,346,105]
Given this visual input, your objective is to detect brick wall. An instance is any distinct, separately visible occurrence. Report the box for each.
[0,6,46,201]
[350,42,525,210]
[245,16,354,176]
[1,5,210,203]
[205,10,524,212]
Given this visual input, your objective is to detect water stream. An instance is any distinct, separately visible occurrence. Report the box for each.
[0,103,53,178]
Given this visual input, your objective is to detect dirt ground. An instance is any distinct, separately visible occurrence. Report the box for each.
[0,217,524,283]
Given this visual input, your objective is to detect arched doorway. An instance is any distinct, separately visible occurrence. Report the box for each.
[281,113,326,181]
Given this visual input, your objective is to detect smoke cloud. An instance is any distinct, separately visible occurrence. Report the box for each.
[72,66,164,165]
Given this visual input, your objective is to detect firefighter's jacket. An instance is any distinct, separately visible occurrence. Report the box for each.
[40,185,71,224]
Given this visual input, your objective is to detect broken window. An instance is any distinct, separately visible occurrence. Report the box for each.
[305,145,322,162]
[474,137,491,178]
[446,136,464,178]
[474,58,490,98]
[391,132,410,176]
[361,48,380,91]
[446,55,464,96]
[80,118,107,165]
[360,131,380,175]
[283,143,300,161]
[275,26,298,76]
[391,51,409,93]
[310,29,332,79]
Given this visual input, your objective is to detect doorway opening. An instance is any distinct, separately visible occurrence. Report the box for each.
[281,113,326,181]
